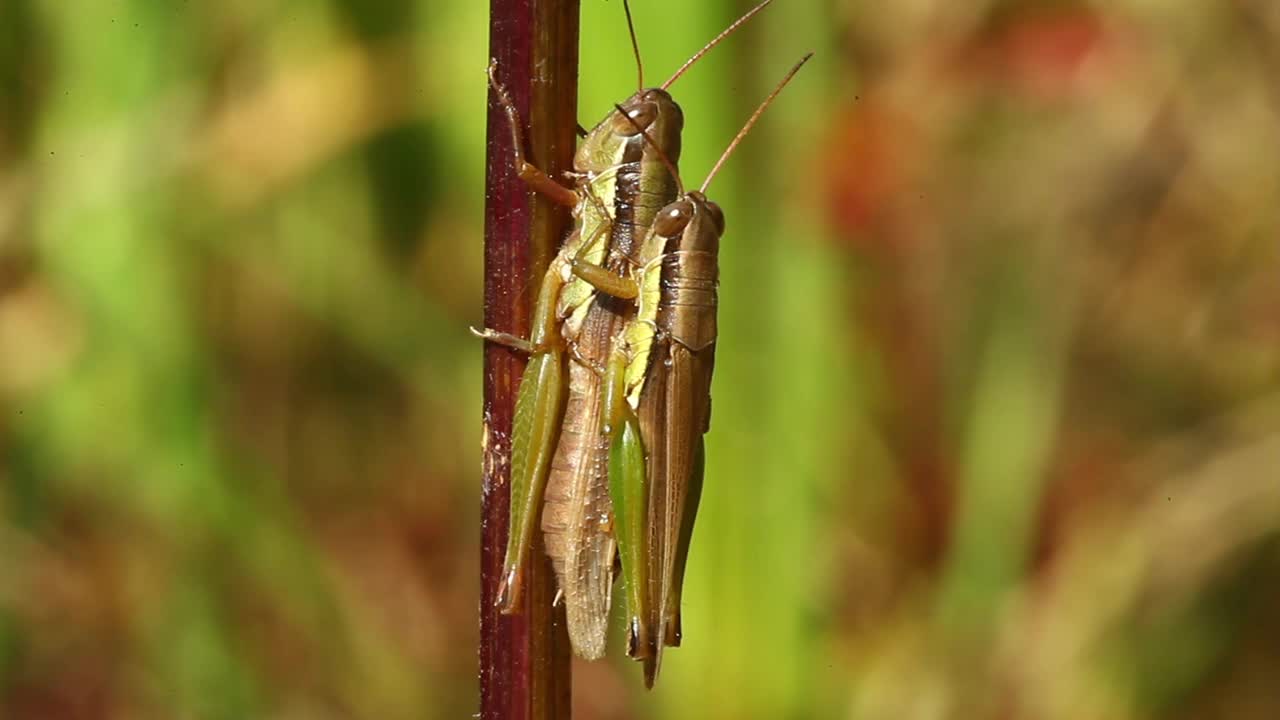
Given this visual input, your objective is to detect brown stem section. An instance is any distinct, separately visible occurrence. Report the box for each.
[481,1,579,719]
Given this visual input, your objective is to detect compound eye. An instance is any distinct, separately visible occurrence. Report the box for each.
[704,201,726,235]
[611,102,658,136]
[654,200,694,236]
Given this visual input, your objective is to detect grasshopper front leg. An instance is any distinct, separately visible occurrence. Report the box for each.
[488,60,579,209]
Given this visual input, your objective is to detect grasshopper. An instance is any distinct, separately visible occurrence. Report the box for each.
[480,70,683,660]
[574,53,813,685]
[477,0,778,661]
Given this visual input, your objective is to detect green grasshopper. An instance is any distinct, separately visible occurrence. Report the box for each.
[574,53,813,685]
[478,0,777,661]
[479,71,684,660]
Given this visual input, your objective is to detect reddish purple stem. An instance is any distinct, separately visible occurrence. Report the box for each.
[480,1,579,718]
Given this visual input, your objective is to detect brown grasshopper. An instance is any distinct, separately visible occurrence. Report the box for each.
[574,52,813,684]
[477,0,777,661]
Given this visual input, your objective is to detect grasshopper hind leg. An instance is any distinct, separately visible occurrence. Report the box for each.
[604,343,653,663]
[495,347,568,612]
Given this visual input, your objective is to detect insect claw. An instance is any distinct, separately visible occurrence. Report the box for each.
[486,59,504,93]
[627,618,642,658]
[552,588,564,607]
[473,327,540,354]
[496,568,521,612]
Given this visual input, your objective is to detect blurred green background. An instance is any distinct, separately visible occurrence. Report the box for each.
[2,0,1279,718]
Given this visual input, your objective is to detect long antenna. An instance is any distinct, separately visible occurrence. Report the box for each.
[623,0,644,91]
[660,0,775,90]
[700,52,812,193]
[614,103,684,195]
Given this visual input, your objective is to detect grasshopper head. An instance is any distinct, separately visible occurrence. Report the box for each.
[576,88,683,174]
[653,191,723,251]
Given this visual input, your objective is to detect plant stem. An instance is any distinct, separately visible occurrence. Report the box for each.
[480,1,579,718]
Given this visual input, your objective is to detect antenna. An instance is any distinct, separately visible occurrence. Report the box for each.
[661,0,775,90]
[623,0,644,91]
[614,103,684,196]
[700,52,812,194]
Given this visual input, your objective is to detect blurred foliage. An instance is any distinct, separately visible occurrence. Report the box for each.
[1,1,1278,719]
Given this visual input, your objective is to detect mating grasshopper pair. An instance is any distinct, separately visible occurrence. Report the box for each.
[478,0,808,687]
